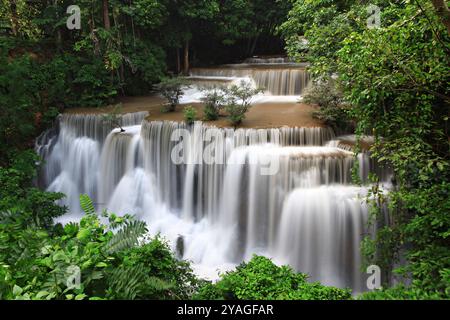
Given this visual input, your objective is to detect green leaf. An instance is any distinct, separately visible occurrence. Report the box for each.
[13,285,23,296]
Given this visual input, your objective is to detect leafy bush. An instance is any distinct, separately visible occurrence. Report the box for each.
[194,255,352,300]
[102,104,126,132]
[359,285,446,300]
[223,80,262,127]
[154,77,188,112]
[183,106,197,125]
[201,87,226,121]
[0,151,66,228]
[303,79,352,132]
[0,193,200,300]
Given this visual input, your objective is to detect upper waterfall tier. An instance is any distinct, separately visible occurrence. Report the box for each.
[244,56,295,64]
[189,64,310,96]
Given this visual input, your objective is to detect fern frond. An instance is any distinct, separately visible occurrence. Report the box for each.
[107,264,146,300]
[107,264,174,299]
[145,276,175,292]
[105,220,147,254]
[79,194,95,215]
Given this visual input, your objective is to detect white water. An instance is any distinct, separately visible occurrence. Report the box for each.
[181,60,310,105]
[37,116,387,292]
[36,61,389,293]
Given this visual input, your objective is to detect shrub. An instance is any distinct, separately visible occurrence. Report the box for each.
[194,255,352,300]
[154,77,188,112]
[201,87,226,121]
[0,193,200,300]
[358,285,445,300]
[303,79,352,132]
[183,106,197,125]
[102,104,126,132]
[224,80,262,127]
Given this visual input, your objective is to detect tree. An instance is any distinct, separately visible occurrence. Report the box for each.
[102,0,111,30]
[201,86,226,120]
[102,104,126,132]
[154,77,188,112]
[431,0,450,35]
[224,80,262,127]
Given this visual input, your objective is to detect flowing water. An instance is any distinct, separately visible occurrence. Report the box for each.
[36,60,390,293]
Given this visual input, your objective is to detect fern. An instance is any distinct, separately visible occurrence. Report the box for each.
[107,264,174,299]
[107,265,145,299]
[105,220,147,254]
[79,194,95,215]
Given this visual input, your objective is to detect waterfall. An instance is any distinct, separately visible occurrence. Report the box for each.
[190,67,310,96]
[244,57,294,64]
[36,113,389,292]
[273,187,373,293]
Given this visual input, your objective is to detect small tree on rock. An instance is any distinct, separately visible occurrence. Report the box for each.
[224,80,262,127]
[201,86,227,121]
[103,104,126,132]
[154,77,188,112]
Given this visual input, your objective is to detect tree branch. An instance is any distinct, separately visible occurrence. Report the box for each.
[430,0,450,35]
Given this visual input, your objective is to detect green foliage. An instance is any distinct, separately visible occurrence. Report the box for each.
[121,38,166,96]
[303,79,352,132]
[105,220,148,254]
[224,80,262,126]
[116,235,200,299]
[359,284,445,300]
[79,194,96,216]
[194,255,352,300]
[106,264,173,300]
[0,151,66,228]
[201,87,226,121]
[102,104,125,132]
[155,77,188,112]
[183,106,197,125]
[0,192,200,300]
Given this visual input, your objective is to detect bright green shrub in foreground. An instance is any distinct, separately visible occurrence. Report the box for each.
[183,106,198,125]
[194,255,352,300]
[0,189,199,300]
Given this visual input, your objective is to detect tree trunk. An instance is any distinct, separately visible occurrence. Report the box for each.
[9,0,18,36]
[54,0,62,49]
[176,48,181,74]
[183,39,190,75]
[431,0,450,35]
[249,35,259,57]
[103,0,111,30]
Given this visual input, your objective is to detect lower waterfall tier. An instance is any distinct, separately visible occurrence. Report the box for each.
[36,114,390,292]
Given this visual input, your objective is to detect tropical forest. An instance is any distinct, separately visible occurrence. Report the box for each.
[0,0,449,302]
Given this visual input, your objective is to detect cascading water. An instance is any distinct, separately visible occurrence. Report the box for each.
[36,61,390,293]
[189,66,310,96]
[37,117,383,292]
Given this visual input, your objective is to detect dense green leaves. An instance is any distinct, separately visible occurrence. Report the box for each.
[195,255,352,300]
